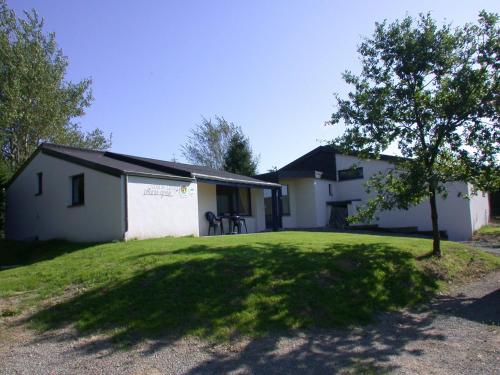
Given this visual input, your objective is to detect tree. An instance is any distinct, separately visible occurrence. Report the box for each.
[181,116,239,170]
[329,11,499,257]
[223,132,259,176]
[0,1,111,236]
[0,0,111,174]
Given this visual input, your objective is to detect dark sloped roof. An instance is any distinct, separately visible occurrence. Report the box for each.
[255,145,405,182]
[279,146,337,180]
[7,143,280,188]
[42,144,185,179]
[104,151,277,187]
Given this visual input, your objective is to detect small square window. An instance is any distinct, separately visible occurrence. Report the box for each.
[35,172,43,195]
[71,174,85,206]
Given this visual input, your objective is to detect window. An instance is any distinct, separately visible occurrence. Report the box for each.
[281,185,290,216]
[338,167,364,181]
[216,186,251,216]
[328,183,333,196]
[35,172,43,195]
[71,174,85,206]
[238,188,251,216]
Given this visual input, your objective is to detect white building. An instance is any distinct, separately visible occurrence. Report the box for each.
[6,144,490,242]
[257,146,490,241]
[5,143,280,242]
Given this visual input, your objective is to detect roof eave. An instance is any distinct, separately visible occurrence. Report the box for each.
[5,145,124,189]
[194,173,281,189]
[124,171,195,182]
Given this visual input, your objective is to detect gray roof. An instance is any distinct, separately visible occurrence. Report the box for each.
[8,143,279,188]
[256,145,405,183]
[104,151,278,187]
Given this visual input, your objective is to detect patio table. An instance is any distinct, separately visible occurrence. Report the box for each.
[219,214,246,234]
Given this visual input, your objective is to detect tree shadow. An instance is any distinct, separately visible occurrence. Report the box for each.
[15,239,499,373]
[0,240,96,269]
[428,289,500,325]
[28,241,441,348]
[180,318,439,375]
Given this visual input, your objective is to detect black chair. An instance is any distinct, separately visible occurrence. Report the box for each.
[230,215,248,234]
[205,211,223,235]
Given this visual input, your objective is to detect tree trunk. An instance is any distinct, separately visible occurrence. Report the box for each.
[429,188,441,257]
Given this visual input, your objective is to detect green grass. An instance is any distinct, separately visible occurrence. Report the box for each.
[1,232,499,343]
[475,224,500,235]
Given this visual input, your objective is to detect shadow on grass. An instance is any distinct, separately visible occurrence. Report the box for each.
[29,242,439,344]
[0,240,95,269]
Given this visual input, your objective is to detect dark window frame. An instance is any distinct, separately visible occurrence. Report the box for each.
[281,184,291,216]
[328,183,333,196]
[338,167,364,181]
[35,172,43,196]
[216,185,252,216]
[69,174,85,207]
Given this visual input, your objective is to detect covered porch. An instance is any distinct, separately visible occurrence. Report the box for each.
[196,177,282,236]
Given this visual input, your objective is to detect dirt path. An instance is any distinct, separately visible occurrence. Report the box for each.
[1,272,499,375]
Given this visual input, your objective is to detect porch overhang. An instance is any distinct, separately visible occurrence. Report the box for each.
[255,170,337,183]
[194,173,281,190]
[195,173,282,232]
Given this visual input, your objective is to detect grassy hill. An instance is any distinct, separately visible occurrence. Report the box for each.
[1,231,499,343]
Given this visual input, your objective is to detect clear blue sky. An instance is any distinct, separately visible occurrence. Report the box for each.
[11,0,500,173]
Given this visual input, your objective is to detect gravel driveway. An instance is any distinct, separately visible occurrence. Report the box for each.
[1,271,499,375]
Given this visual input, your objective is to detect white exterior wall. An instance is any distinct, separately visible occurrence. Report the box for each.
[274,153,490,241]
[196,182,266,235]
[280,178,335,229]
[334,154,488,240]
[334,155,393,201]
[370,183,472,240]
[295,178,317,228]
[314,179,335,227]
[6,152,123,242]
[250,188,266,233]
[197,183,218,236]
[279,178,318,228]
[468,186,490,233]
[126,176,199,239]
[293,178,317,228]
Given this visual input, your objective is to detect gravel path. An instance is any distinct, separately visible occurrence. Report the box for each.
[1,272,499,375]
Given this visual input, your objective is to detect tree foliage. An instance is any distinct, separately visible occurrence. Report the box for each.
[223,132,258,176]
[182,116,259,173]
[330,11,500,256]
[181,116,238,170]
[0,0,111,174]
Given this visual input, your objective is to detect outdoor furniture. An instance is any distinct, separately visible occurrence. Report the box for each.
[230,215,248,234]
[205,211,223,235]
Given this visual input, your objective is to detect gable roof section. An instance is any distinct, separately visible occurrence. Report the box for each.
[7,143,280,189]
[255,145,406,183]
[104,152,277,187]
[42,144,185,178]
[280,146,337,179]
[257,146,337,182]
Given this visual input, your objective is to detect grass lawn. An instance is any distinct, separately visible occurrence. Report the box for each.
[473,224,500,245]
[475,224,500,235]
[0,231,499,343]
